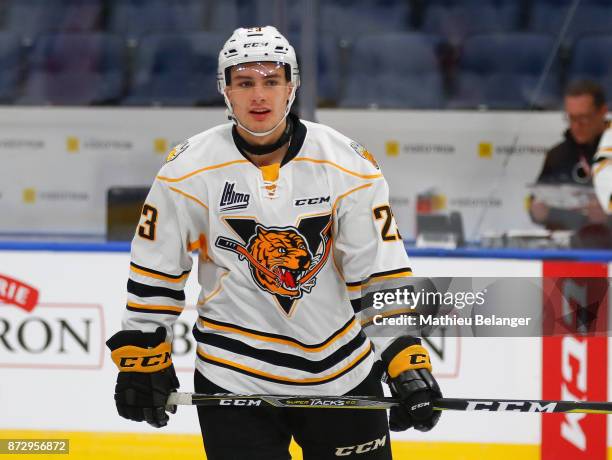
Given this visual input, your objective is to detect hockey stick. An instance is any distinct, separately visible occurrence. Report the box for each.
[167,392,612,414]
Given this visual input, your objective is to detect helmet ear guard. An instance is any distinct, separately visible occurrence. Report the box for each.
[217,26,300,137]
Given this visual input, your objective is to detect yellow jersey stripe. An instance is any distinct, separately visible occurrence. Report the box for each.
[294,157,383,180]
[593,158,611,176]
[157,159,250,182]
[333,183,372,212]
[169,186,209,210]
[130,265,189,283]
[197,272,230,306]
[127,302,184,314]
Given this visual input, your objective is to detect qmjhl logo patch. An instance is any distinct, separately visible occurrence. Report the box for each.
[219,181,250,212]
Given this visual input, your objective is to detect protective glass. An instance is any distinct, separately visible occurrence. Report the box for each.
[226,62,291,94]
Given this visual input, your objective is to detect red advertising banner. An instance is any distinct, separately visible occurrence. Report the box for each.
[0,273,39,311]
[542,262,608,460]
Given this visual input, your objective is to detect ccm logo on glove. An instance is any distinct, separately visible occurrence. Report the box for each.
[382,337,442,432]
[106,327,180,428]
[111,342,172,372]
[387,344,432,378]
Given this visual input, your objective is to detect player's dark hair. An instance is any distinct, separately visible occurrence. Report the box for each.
[565,80,607,108]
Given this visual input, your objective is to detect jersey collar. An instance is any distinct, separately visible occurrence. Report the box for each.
[232,113,307,167]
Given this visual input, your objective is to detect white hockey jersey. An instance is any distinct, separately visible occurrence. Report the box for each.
[594,127,612,215]
[123,115,413,396]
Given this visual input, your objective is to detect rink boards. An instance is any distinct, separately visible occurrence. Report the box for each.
[0,249,610,459]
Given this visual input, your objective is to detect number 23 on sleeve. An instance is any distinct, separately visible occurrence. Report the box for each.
[373,204,401,242]
[138,204,158,241]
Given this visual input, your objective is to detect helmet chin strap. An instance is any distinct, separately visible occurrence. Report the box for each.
[224,85,298,138]
[233,115,293,156]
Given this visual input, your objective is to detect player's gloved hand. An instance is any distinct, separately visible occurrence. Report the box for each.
[382,337,441,432]
[106,327,179,428]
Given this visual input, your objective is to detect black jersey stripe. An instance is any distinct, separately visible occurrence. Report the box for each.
[126,304,182,316]
[130,262,190,279]
[350,298,366,314]
[196,344,372,386]
[127,279,186,301]
[345,267,413,287]
[199,315,356,350]
[193,327,367,374]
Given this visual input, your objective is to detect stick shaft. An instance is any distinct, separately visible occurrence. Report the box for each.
[166,392,612,414]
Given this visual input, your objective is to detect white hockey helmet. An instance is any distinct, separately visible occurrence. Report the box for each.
[217,26,300,137]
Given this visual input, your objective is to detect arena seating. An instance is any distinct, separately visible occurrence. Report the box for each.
[0,1,607,107]
[448,33,561,109]
[123,32,225,106]
[19,33,125,105]
[340,33,445,109]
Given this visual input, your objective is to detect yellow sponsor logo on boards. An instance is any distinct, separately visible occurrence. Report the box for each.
[66,137,79,153]
[385,140,400,157]
[478,142,493,158]
[23,188,36,203]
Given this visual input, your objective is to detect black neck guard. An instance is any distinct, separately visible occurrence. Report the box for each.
[233,113,307,167]
[232,116,293,156]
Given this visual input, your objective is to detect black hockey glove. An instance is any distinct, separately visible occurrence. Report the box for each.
[381,337,442,432]
[106,327,179,428]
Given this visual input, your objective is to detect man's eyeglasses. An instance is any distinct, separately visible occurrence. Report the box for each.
[565,112,599,125]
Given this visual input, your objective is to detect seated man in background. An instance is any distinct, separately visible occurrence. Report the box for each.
[529,80,609,241]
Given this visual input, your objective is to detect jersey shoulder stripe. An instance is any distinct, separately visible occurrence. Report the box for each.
[301,120,381,175]
[158,159,250,183]
[167,186,209,209]
[293,157,382,180]
[157,123,239,180]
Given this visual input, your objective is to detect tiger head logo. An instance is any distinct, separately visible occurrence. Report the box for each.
[215,216,332,314]
[247,226,313,298]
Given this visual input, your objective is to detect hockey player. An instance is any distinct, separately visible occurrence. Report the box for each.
[106,26,441,459]
[593,127,612,217]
